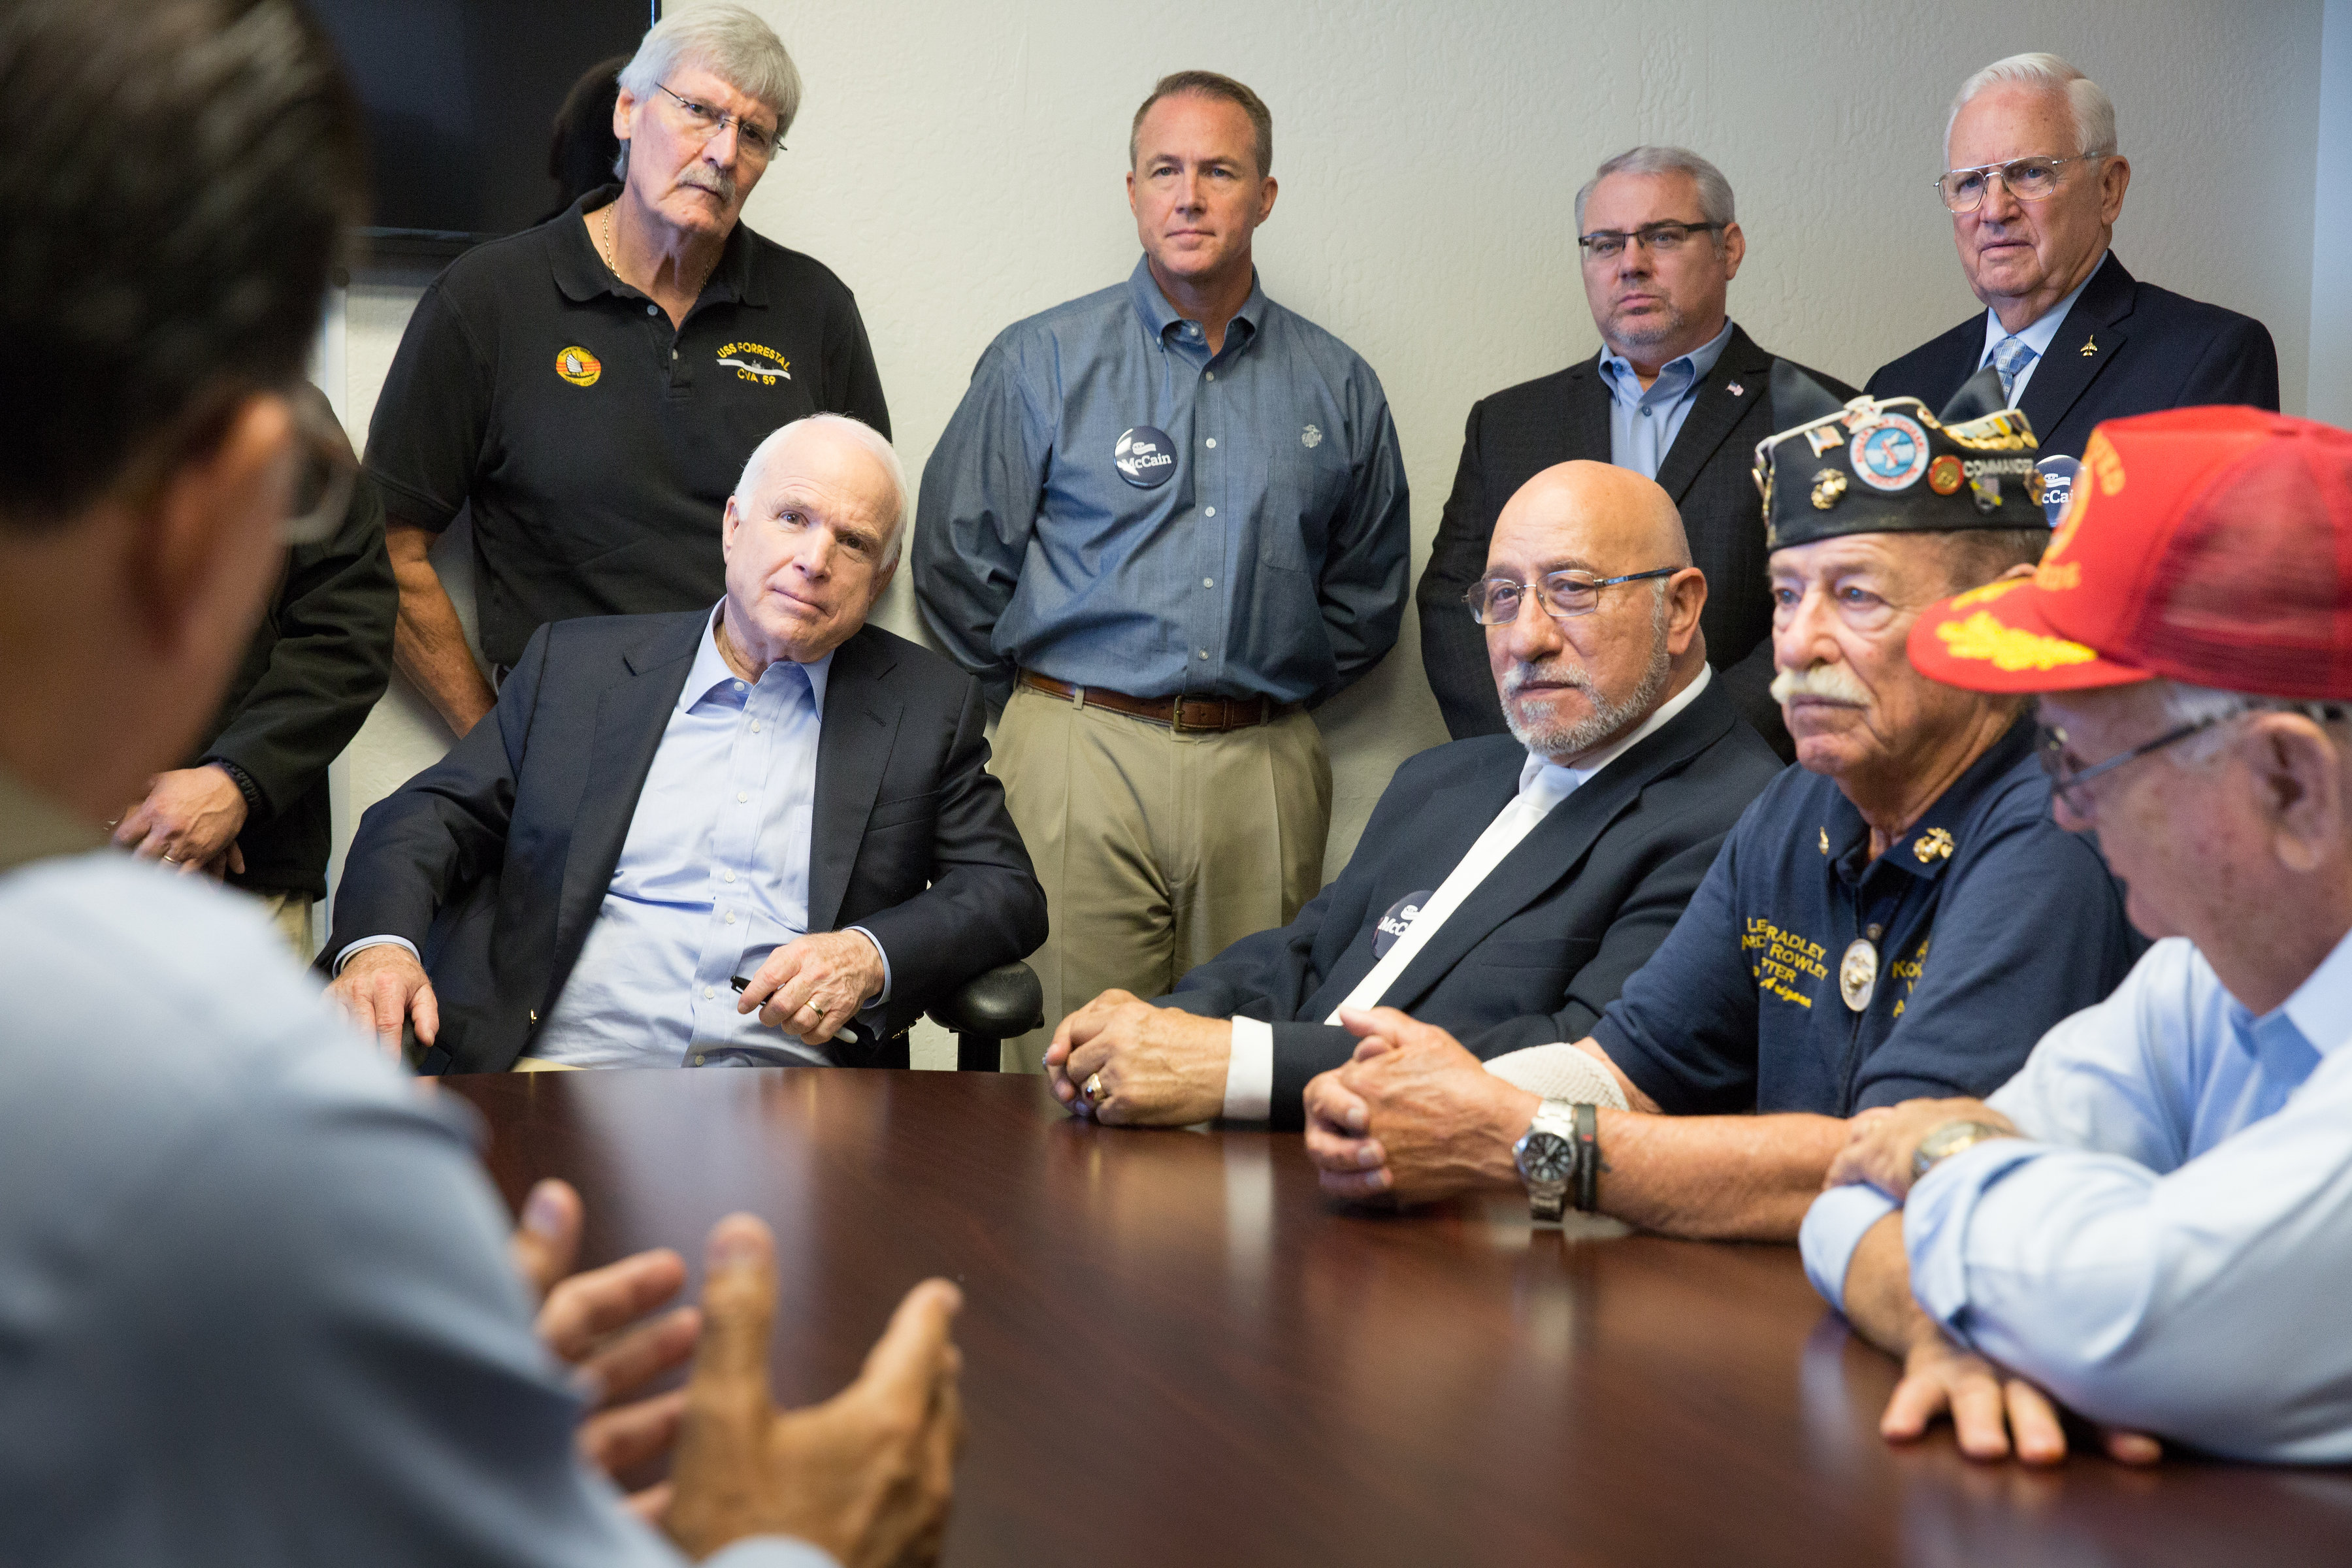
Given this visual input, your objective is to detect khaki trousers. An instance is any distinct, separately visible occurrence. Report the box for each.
[992,684,1331,1071]
[250,890,316,962]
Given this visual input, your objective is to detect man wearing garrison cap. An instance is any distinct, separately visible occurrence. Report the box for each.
[1299,368,2141,1243]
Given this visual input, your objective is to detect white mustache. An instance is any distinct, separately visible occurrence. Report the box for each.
[1770,663,1871,706]
[1502,661,1595,698]
[681,169,738,203]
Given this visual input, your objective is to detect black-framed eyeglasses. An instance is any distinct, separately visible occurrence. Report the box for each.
[2037,717,2221,818]
[656,82,781,160]
[1935,154,2102,212]
[280,387,357,546]
[1576,221,1725,261]
[1466,567,1678,625]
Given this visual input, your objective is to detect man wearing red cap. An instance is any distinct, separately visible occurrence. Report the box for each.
[1804,407,2352,1465]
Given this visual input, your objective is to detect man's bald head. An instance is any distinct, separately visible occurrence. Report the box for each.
[1480,461,1709,766]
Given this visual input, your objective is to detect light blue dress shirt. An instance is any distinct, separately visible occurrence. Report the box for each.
[0,831,830,1566]
[529,608,887,1068]
[1802,931,2352,1462]
[1974,250,2108,407]
[914,255,1410,706]
[1595,317,1735,479]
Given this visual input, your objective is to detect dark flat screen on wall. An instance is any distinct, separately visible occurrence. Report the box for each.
[313,0,657,255]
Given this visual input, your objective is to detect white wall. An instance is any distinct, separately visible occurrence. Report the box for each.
[328,0,2332,934]
[2311,0,2352,427]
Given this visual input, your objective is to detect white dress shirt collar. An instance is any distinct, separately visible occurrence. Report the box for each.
[1976,250,2108,403]
[684,602,834,715]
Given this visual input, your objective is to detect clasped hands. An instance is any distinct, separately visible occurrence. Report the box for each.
[329,929,886,1060]
[112,764,249,877]
[1303,1009,1539,1203]
[514,1177,965,1565]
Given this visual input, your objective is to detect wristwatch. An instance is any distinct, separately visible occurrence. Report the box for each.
[1912,1119,2014,1179]
[1512,1100,1580,1222]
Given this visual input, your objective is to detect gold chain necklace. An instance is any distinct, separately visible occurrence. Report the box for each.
[598,203,716,306]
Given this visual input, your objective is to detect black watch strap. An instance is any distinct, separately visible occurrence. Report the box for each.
[205,756,266,816]
[1572,1102,1599,1213]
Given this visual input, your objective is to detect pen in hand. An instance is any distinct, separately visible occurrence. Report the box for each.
[730,973,862,1047]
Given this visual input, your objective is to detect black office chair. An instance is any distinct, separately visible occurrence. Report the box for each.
[928,962,1043,1071]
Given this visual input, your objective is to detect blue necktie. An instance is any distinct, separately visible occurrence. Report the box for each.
[1990,335,2038,404]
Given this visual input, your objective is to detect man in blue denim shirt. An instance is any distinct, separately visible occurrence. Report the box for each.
[915,71,1409,1064]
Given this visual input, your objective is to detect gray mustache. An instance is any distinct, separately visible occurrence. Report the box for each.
[1769,663,1871,706]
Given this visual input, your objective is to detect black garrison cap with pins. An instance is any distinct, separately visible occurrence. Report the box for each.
[1752,363,2049,550]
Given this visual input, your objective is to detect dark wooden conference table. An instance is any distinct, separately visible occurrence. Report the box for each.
[449,1068,2352,1567]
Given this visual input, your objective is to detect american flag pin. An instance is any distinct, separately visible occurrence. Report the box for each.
[1727,382,1745,397]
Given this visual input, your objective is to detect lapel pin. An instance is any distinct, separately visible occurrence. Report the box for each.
[2081,335,2097,357]
[1727,382,1745,397]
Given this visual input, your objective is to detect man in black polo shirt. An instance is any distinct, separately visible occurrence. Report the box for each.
[367,3,887,735]
[1299,367,2141,1241]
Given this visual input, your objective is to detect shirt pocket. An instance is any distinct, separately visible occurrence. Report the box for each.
[1258,447,1347,572]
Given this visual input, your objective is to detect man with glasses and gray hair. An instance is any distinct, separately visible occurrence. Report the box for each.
[368,1,889,739]
[1418,145,1853,759]
[1301,369,2139,1242]
[1867,52,2277,461]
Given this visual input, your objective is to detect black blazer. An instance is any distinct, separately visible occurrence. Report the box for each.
[197,429,397,900]
[324,611,1047,1073]
[1866,253,2279,458]
[1415,325,1854,759]
[1163,676,1780,1127]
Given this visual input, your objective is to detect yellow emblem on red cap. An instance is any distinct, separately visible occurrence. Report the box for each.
[555,346,601,387]
[1933,610,2099,673]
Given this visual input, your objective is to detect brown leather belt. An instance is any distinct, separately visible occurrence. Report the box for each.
[1017,670,1292,733]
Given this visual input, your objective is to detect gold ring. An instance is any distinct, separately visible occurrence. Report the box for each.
[1083,1071,1104,1102]
[161,855,181,864]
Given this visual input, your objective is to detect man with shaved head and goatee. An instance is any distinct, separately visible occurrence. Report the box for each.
[1041,460,1782,1132]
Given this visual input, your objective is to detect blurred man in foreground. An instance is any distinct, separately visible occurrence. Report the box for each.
[1806,408,2352,1466]
[1303,369,2138,1239]
[0,2,958,1561]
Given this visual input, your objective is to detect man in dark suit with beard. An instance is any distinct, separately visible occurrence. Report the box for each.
[1866,52,2277,458]
[1043,461,1781,1130]
[1418,146,1853,759]
[327,414,1045,1073]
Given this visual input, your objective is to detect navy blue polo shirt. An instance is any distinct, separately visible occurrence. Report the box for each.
[1593,717,2141,1116]
[364,186,889,668]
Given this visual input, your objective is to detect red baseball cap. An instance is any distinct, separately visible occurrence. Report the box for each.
[1910,407,2352,697]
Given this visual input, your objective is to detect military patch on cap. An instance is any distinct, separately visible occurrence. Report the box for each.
[1753,363,2048,550]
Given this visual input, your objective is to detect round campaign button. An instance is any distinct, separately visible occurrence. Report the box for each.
[1372,889,1436,958]
[2034,454,2082,527]
[1114,425,1177,488]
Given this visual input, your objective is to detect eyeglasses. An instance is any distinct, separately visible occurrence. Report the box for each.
[1935,154,2102,212]
[280,387,357,546]
[1466,567,1678,625]
[656,82,780,161]
[1576,221,1725,261]
[2040,702,2351,817]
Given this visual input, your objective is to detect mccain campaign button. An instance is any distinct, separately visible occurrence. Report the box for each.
[2034,455,2082,527]
[1115,425,1177,488]
[1373,889,1437,958]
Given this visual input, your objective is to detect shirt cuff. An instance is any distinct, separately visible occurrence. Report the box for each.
[706,1537,841,1568]
[1224,1016,1272,1120]
[1903,1137,2048,1341]
[845,925,892,1007]
[1800,1183,1901,1315]
[333,935,418,975]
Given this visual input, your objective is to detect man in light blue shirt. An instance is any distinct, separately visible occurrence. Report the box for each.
[915,71,1407,1061]
[1802,406,2352,1465]
[327,415,1045,1073]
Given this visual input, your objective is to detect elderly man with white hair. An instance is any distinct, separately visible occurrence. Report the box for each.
[1807,408,2352,1467]
[328,415,1045,1074]
[367,2,892,738]
[1868,51,2277,459]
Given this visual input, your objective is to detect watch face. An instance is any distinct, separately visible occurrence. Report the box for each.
[1520,1132,1575,1184]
